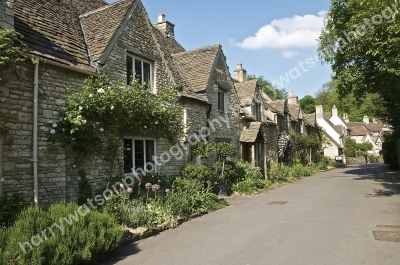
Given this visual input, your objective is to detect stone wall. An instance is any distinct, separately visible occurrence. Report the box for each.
[0,0,14,30]
[205,51,241,164]
[346,156,368,165]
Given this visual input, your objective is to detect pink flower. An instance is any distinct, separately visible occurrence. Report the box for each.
[127,187,133,193]
[145,183,152,189]
[165,189,171,193]
[152,184,160,192]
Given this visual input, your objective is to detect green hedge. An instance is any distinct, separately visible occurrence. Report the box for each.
[0,193,29,227]
[1,202,123,265]
[382,137,399,168]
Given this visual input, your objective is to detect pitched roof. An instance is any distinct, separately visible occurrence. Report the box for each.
[15,0,108,72]
[303,114,316,127]
[323,131,340,148]
[363,122,383,133]
[240,122,261,143]
[347,124,370,136]
[270,100,285,115]
[80,0,136,62]
[235,80,257,106]
[151,26,207,103]
[172,45,220,93]
[288,104,300,120]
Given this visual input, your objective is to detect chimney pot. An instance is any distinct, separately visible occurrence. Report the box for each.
[363,115,369,124]
[332,105,338,117]
[234,63,247,82]
[158,13,165,22]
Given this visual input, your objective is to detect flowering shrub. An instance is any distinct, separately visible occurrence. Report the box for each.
[278,132,291,158]
[47,73,183,176]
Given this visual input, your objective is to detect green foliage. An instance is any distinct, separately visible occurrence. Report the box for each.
[368,155,381,164]
[191,142,212,164]
[290,133,322,165]
[2,202,123,265]
[47,73,183,176]
[0,193,29,227]
[269,162,316,182]
[357,142,373,152]
[316,156,337,171]
[344,137,357,157]
[247,75,288,100]
[382,133,399,168]
[210,161,235,183]
[230,161,270,194]
[299,95,316,114]
[0,28,30,81]
[318,0,400,132]
[105,178,227,230]
[180,164,211,182]
[76,169,92,206]
[215,142,236,161]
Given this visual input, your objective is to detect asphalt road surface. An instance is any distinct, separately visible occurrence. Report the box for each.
[104,164,400,265]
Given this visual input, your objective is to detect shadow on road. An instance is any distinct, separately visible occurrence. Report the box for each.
[102,243,141,265]
[343,164,400,197]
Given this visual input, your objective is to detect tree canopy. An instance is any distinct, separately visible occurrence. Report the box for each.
[318,0,400,132]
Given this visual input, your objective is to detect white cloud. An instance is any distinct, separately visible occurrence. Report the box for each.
[281,50,298,58]
[231,11,326,50]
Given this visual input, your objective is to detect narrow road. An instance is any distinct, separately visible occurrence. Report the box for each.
[104,164,400,265]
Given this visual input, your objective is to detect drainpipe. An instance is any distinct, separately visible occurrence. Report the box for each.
[33,57,39,206]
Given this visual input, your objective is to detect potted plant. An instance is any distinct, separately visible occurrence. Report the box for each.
[213,142,236,196]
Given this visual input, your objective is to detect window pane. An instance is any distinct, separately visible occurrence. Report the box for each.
[123,139,133,173]
[145,140,155,172]
[143,62,151,88]
[134,140,144,171]
[218,92,225,111]
[126,56,133,85]
[134,60,142,83]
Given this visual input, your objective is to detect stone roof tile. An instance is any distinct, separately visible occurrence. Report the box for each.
[151,26,208,103]
[240,122,261,143]
[80,0,135,62]
[303,114,316,127]
[172,45,220,93]
[15,0,107,72]
[235,80,257,106]
[288,104,300,120]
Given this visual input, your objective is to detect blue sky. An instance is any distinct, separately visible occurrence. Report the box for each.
[107,0,332,99]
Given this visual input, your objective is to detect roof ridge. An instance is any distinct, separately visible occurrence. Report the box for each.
[172,44,221,57]
[79,0,132,18]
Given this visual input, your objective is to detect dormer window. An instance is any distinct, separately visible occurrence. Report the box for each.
[126,55,154,91]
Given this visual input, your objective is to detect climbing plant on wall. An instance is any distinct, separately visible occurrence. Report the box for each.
[0,28,30,80]
[48,73,184,177]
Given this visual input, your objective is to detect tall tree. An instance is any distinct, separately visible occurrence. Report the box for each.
[318,0,400,132]
[299,95,316,114]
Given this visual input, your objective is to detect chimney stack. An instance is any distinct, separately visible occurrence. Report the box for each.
[315,105,323,119]
[0,1,14,30]
[287,90,298,105]
[234,63,247,82]
[332,105,338,117]
[363,115,369,124]
[344,113,349,123]
[154,13,175,39]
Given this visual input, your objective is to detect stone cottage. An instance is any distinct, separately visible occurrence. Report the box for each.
[0,0,241,205]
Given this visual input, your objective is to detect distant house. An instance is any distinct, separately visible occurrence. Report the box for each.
[316,105,350,159]
[345,115,387,154]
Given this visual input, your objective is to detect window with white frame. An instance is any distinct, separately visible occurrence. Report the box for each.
[218,90,225,112]
[123,138,156,174]
[126,55,153,90]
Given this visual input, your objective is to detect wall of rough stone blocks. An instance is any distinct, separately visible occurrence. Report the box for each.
[0,0,13,30]
[204,52,242,164]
